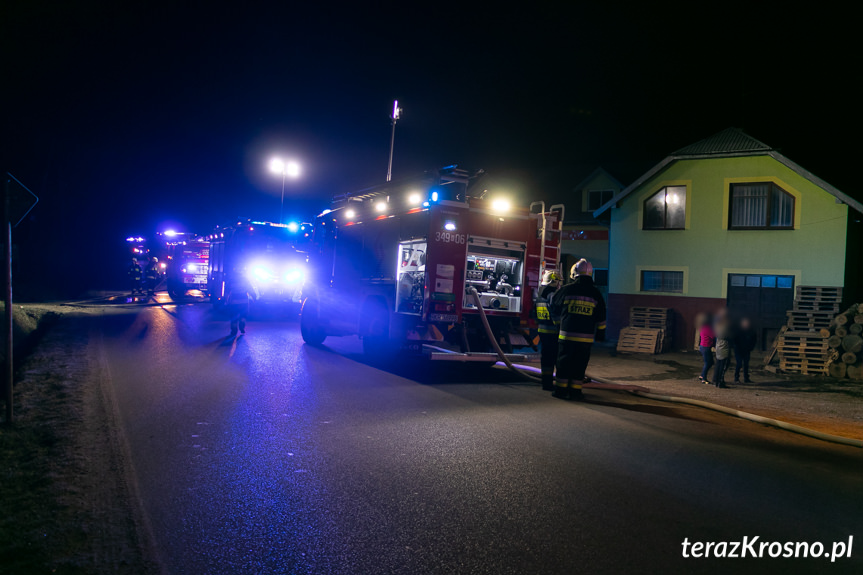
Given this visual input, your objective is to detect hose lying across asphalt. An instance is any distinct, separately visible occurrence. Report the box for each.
[466,287,542,383]
[467,290,862,448]
[510,361,863,449]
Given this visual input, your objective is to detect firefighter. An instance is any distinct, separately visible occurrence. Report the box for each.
[145,257,162,295]
[128,258,143,295]
[534,270,562,391]
[549,258,606,400]
[226,272,259,336]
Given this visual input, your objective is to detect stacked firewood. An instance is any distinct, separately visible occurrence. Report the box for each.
[826,304,863,380]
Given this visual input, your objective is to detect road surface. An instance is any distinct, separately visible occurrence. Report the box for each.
[91,300,862,574]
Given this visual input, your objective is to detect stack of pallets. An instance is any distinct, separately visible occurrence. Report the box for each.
[776,286,843,376]
[617,307,671,354]
[617,327,664,354]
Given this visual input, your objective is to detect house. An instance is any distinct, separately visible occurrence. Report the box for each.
[556,167,623,298]
[594,128,863,350]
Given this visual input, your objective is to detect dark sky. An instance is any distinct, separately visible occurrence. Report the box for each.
[2,2,861,292]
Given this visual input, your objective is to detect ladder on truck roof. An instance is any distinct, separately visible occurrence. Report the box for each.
[529,201,565,284]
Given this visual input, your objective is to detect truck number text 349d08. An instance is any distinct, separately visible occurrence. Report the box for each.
[435,232,466,244]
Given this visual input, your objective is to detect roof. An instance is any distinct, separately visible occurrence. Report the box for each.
[672,127,773,156]
[594,128,863,217]
[572,166,625,192]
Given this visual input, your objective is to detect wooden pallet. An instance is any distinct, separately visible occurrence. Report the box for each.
[795,286,843,301]
[779,358,830,375]
[793,301,841,313]
[787,310,837,318]
[778,352,832,361]
[786,315,833,329]
[630,320,668,329]
[617,327,664,354]
[630,306,669,314]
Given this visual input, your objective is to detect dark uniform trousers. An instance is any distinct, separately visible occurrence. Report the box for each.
[556,340,592,390]
[538,331,559,388]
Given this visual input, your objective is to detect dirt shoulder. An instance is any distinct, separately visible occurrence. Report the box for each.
[0,309,157,574]
[584,345,863,441]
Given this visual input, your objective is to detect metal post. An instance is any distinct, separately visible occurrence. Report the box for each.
[387,119,397,182]
[4,184,12,423]
[387,100,400,182]
[279,171,286,224]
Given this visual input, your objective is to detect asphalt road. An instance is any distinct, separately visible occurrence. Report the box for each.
[94,300,863,574]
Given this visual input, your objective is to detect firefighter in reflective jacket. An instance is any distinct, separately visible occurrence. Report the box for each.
[549,258,606,400]
[534,270,561,391]
[144,257,161,295]
[128,258,143,295]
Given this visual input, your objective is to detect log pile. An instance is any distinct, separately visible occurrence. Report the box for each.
[776,286,843,376]
[825,304,863,381]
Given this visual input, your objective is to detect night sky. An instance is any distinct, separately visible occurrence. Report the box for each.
[2,2,861,295]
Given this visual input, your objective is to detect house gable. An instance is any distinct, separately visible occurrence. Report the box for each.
[595,128,863,218]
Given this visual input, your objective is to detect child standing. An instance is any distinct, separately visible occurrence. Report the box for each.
[713,311,731,388]
[698,314,715,384]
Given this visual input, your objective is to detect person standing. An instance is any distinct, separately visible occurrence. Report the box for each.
[144,257,162,296]
[713,311,732,388]
[127,258,143,295]
[534,270,562,391]
[550,258,606,401]
[226,272,258,336]
[698,313,715,385]
[733,317,757,384]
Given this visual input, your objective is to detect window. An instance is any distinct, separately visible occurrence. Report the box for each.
[593,268,609,287]
[641,270,683,293]
[729,182,794,229]
[587,189,614,211]
[729,274,795,289]
[643,186,686,230]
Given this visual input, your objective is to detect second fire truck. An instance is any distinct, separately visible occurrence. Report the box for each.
[300,166,564,362]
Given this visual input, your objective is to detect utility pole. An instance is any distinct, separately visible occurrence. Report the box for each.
[4,184,11,423]
[2,173,38,424]
[386,100,402,182]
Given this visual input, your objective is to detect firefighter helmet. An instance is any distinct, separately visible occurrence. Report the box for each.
[570,258,593,279]
[541,270,561,285]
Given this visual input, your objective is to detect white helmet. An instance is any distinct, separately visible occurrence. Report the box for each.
[541,270,561,285]
[570,258,593,279]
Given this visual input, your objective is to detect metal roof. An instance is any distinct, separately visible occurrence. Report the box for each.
[594,128,863,217]
[672,127,773,156]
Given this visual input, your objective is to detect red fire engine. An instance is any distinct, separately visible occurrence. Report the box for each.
[300,167,564,362]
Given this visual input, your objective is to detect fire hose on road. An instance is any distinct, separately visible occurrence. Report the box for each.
[468,287,862,448]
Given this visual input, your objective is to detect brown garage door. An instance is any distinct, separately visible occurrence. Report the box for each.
[727,274,795,350]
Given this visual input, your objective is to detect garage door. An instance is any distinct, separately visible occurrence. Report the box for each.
[727,274,795,350]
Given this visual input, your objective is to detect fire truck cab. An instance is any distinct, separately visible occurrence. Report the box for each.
[163,234,210,301]
[301,167,564,362]
[207,220,309,307]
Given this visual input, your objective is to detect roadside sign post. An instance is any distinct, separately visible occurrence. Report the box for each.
[3,173,39,423]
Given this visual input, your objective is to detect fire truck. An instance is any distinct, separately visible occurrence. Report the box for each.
[161,233,210,300]
[206,219,309,306]
[300,167,564,362]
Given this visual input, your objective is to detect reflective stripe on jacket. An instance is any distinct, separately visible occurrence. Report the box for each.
[550,275,606,343]
[535,284,560,334]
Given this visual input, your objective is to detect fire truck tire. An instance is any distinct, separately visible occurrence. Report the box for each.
[300,297,327,346]
[361,298,390,359]
[167,282,187,301]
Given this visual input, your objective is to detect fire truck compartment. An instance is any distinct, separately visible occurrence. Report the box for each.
[462,239,525,313]
[396,239,426,314]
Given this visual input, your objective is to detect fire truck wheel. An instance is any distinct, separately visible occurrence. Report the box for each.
[361,298,390,359]
[300,297,327,346]
[167,283,186,302]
